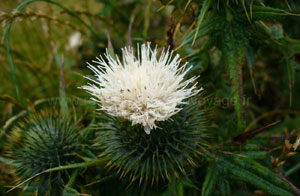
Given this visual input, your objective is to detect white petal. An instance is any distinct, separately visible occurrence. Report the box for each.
[81,43,202,134]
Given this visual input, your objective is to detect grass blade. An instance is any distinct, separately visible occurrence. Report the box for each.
[192,0,213,45]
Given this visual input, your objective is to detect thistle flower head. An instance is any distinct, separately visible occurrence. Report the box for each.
[8,112,82,195]
[96,99,208,185]
[82,43,202,134]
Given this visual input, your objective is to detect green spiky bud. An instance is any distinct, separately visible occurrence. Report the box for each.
[8,112,82,195]
[96,99,208,185]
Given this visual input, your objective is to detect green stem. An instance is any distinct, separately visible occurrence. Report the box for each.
[45,157,108,173]
[7,157,108,193]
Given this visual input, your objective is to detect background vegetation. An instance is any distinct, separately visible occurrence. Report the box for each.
[0,0,300,195]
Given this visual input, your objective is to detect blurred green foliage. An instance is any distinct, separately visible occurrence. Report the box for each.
[0,0,300,195]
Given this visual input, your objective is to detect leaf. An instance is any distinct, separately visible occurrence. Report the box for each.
[286,162,300,177]
[236,5,290,22]
[218,154,296,196]
[221,22,248,132]
[161,178,182,196]
[63,186,79,196]
[185,37,214,59]
[66,170,79,187]
[249,24,299,105]
[161,177,198,196]
[227,165,293,196]
[201,161,218,196]
[179,15,223,49]
[230,155,294,192]
[233,151,267,160]
[218,178,230,196]
[240,0,251,22]
[287,39,300,54]
[192,0,213,45]
[245,46,257,94]
[181,176,199,190]
[187,53,209,77]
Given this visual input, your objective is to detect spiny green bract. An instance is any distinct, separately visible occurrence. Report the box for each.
[8,112,82,195]
[95,99,208,185]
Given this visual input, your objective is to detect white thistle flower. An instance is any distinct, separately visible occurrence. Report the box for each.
[81,43,202,134]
